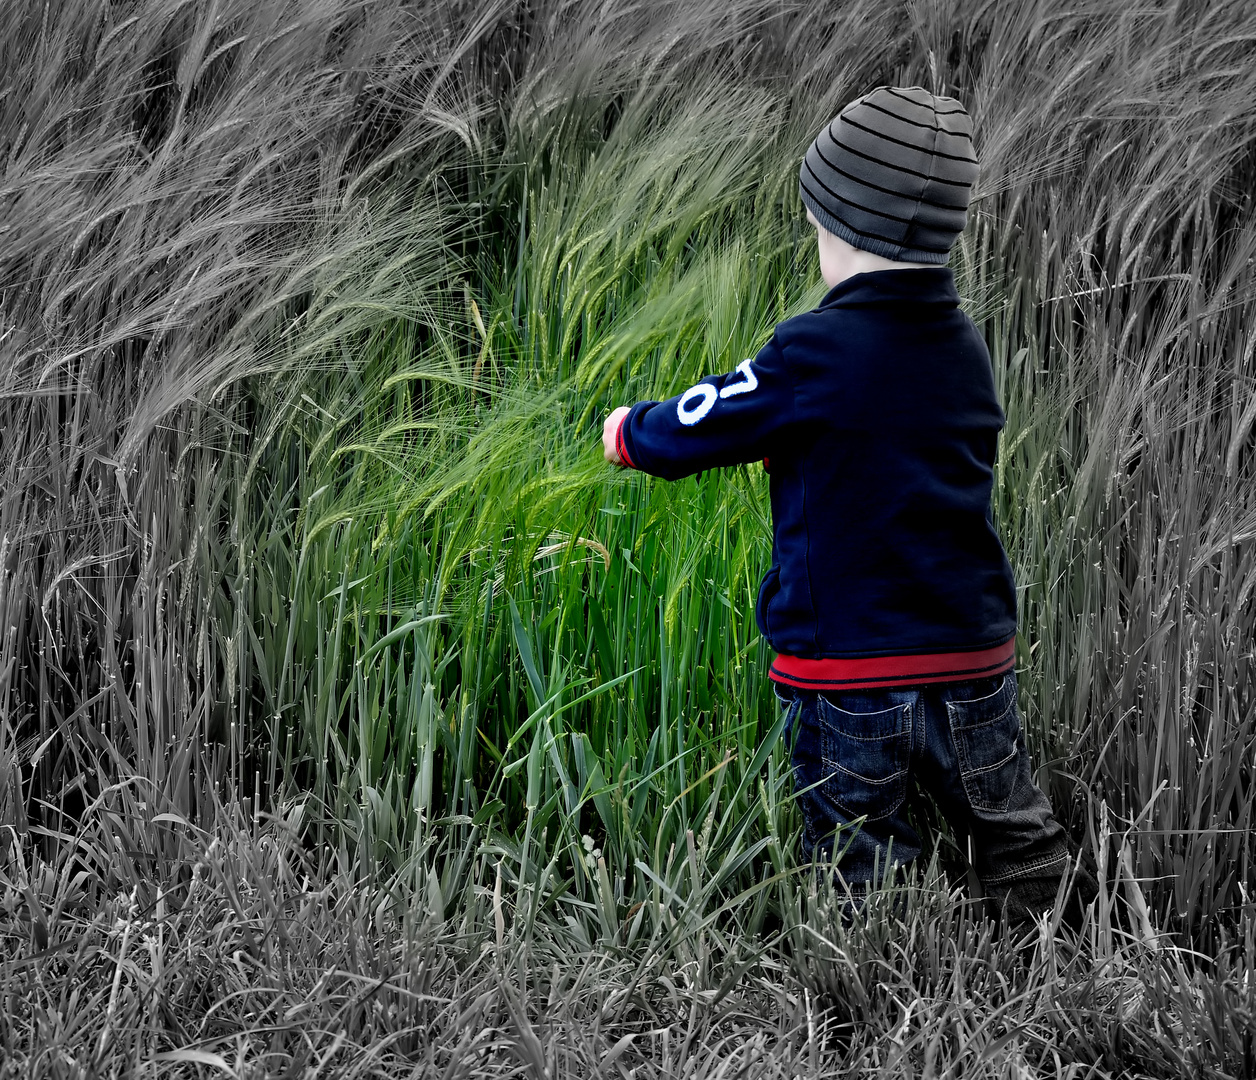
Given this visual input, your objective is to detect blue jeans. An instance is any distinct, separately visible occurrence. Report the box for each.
[776,671,1071,921]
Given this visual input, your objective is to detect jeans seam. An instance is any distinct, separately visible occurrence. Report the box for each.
[982,849,1070,885]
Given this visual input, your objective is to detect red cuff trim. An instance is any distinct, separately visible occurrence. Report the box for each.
[615,414,637,469]
[769,636,1015,691]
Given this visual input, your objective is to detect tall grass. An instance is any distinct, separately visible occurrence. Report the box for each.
[267,0,1256,937]
[3,0,1256,1073]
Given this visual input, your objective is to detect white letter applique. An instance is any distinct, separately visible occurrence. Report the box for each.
[677,383,717,426]
[719,358,758,399]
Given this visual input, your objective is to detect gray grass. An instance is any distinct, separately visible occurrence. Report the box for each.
[2,0,1256,1075]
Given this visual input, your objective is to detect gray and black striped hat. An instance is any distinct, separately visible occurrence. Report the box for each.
[799,86,979,265]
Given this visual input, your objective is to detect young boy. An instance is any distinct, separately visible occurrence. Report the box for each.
[602,86,1080,928]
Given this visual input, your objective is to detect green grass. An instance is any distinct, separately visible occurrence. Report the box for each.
[2,0,1256,1074]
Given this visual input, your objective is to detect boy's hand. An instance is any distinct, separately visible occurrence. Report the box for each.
[603,406,631,464]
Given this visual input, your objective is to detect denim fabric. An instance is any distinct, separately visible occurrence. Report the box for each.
[776,671,1070,919]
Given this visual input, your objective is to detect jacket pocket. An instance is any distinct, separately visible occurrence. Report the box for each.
[946,675,1022,813]
[814,696,911,822]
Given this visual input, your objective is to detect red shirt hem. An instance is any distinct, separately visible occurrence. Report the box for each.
[769,636,1015,691]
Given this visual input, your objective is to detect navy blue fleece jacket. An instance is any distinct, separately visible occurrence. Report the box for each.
[615,267,1018,690]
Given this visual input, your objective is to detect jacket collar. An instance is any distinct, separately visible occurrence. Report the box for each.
[816,267,959,309]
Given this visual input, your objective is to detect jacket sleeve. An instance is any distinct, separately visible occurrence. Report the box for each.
[617,335,793,481]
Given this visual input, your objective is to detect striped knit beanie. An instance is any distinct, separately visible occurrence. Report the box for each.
[799,86,979,265]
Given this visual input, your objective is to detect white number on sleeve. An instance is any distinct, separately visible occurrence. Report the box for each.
[677,384,717,426]
[675,359,758,427]
[719,358,758,399]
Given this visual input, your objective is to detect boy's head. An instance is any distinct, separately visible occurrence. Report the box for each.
[800,86,979,268]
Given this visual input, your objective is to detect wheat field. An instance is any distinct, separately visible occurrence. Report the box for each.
[2,0,1255,1075]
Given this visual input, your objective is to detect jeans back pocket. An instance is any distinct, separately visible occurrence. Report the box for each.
[814,695,911,822]
[945,675,1022,813]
